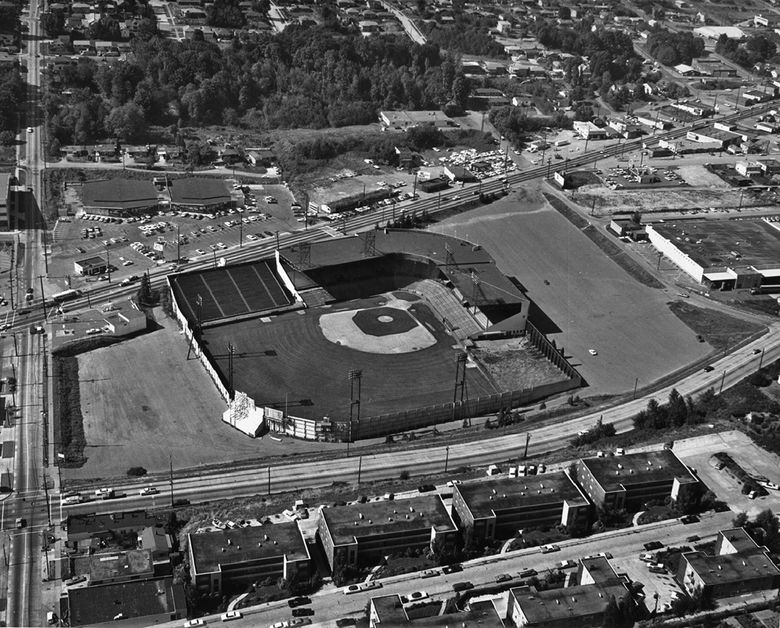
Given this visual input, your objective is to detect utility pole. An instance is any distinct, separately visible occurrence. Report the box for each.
[633,377,639,400]
[523,432,531,460]
[759,347,765,369]
[357,455,363,484]
[176,225,181,261]
[41,224,49,275]
[719,370,726,394]
[239,218,243,248]
[105,245,111,283]
[444,445,450,473]
[38,275,47,320]
[169,455,174,508]
[267,466,271,495]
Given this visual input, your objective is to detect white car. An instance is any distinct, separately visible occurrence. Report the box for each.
[139,487,159,496]
[401,591,428,604]
[588,349,598,356]
[220,611,242,622]
[27,127,33,133]
[195,249,206,255]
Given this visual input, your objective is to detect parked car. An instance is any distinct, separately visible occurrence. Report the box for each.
[452,582,474,592]
[558,559,576,569]
[644,541,664,551]
[291,608,314,617]
[540,544,560,554]
[401,591,428,604]
[139,487,159,496]
[288,597,311,608]
[441,564,463,574]
[519,568,537,578]
[64,575,87,586]
[495,573,513,583]
[417,484,436,493]
[220,611,242,621]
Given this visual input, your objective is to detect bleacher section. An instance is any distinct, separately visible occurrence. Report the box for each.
[409,279,483,341]
[170,260,293,324]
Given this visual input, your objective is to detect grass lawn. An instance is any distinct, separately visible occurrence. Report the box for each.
[667,301,765,351]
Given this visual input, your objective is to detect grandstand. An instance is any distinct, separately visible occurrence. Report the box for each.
[169,259,296,325]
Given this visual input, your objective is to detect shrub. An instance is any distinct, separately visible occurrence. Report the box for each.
[127,466,148,477]
[399,470,410,480]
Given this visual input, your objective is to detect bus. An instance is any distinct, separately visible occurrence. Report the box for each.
[51,289,83,304]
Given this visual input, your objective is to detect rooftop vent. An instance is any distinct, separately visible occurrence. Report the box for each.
[410,507,415,512]
[368,520,373,524]
[236,545,240,550]
[227,539,232,546]
[388,517,393,522]
[221,547,225,552]
[617,464,623,470]
[492,489,497,495]
[405,514,410,519]
[273,540,277,545]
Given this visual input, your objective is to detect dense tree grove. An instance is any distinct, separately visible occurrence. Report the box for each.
[535,19,643,89]
[716,33,780,69]
[646,30,705,66]
[45,26,468,146]
[423,13,507,57]
[0,65,24,145]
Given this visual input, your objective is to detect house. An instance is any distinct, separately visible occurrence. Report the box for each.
[575,449,700,513]
[735,161,762,177]
[757,158,780,175]
[450,472,591,542]
[317,495,457,571]
[677,528,780,598]
[187,522,310,594]
[139,526,173,576]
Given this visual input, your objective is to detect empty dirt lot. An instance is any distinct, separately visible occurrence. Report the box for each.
[64,314,344,480]
[430,186,711,396]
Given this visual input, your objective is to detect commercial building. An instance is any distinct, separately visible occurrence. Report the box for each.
[66,511,166,544]
[81,179,160,217]
[317,495,457,571]
[74,256,109,276]
[575,449,700,513]
[646,219,780,291]
[168,177,232,214]
[66,577,186,626]
[677,528,780,598]
[369,595,503,627]
[573,121,607,140]
[87,549,154,585]
[450,472,591,542]
[187,522,310,594]
[379,110,455,130]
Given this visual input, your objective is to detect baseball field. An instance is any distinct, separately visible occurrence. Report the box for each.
[201,290,500,421]
[430,186,712,396]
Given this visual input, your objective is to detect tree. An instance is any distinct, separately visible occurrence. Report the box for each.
[601,596,621,628]
[137,272,155,305]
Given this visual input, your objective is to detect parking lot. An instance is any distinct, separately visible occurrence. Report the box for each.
[48,183,298,291]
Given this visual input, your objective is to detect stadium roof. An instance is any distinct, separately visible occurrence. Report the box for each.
[455,472,588,520]
[188,522,309,576]
[169,177,230,206]
[81,179,160,211]
[320,495,456,546]
[284,230,528,308]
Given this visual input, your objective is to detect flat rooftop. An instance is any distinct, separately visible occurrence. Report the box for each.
[371,594,503,626]
[89,549,152,581]
[169,177,230,205]
[68,577,185,626]
[580,449,698,492]
[719,528,760,553]
[684,550,780,585]
[66,510,165,540]
[81,179,160,210]
[455,472,588,519]
[510,582,629,625]
[188,522,309,575]
[321,495,456,546]
[651,219,780,270]
[0,173,9,205]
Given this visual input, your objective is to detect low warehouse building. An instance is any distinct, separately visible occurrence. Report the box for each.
[168,177,232,214]
[81,179,160,217]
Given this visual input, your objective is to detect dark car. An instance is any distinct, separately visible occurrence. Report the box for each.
[288,597,311,608]
[292,608,314,617]
[703,365,714,372]
[644,541,664,551]
[680,515,700,525]
[519,568,537,578]
[452,581,474,592]
[441,564,463,574]
[417,484,436,493]
[495,574,512,583]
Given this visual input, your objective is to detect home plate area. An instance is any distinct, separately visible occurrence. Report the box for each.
[319,293,437,354]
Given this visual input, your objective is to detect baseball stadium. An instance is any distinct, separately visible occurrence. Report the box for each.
[168,229,582,441]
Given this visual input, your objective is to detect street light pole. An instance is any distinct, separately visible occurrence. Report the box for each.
[444,446,450,473]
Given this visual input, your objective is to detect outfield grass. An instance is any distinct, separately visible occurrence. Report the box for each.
[201,293,499,421]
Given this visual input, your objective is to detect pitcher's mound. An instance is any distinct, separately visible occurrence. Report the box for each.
[319,305,436,354]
